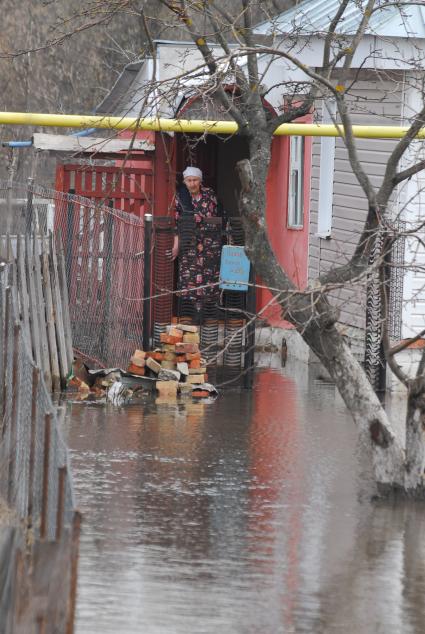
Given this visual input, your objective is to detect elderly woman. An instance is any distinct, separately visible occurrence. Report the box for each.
[173,166,226,318]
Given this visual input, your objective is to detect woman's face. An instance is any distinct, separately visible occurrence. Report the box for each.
[184,176,201,195]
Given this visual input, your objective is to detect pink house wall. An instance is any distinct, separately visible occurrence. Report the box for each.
[257,123,312,327]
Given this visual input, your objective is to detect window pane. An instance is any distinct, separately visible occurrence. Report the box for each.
[288,136,304,228]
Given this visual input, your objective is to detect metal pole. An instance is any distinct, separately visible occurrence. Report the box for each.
[143,213,153,352]
[244,265,256,389]
[99,202,113,365]
[65,189,75,294]
[0,111,424,139]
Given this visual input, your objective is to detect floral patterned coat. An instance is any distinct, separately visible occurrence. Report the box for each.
[175,186,226,303]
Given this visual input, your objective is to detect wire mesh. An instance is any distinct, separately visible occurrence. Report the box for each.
[0,260,77,539]
[0,180,145,368]
[1,180,256,384]
[56,190,145,368]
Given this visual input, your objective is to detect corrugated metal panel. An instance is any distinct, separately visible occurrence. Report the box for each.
[256,0,425,38]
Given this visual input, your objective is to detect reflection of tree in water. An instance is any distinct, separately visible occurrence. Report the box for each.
[314,503,425,634]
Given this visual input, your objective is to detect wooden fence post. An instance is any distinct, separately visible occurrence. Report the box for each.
[40,413,51,540]
[55,466,66,542]
[1,286,11,423]
[50,233,70,386]
[41,237,61,391]
[7,321,20,506]
[26,235,42,368]
[33,237,51,390]
[27,367,40,526]
[16,236,31,352]
[66,510,82,634]
[56,232,74,371]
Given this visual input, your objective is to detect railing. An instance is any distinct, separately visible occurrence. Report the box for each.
[0,250,80,632]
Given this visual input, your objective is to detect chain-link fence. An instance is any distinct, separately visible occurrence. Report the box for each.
[0,180,145,369]
[0,259,80,633]
[0,180,257,381]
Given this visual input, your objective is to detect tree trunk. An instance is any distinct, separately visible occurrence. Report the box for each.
[301,321,404,487]
[405,380,425,490]
[237,147,405,490]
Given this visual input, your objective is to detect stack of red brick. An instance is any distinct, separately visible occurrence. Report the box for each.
[127,324,212,398]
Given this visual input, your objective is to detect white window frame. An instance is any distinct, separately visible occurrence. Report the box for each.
[317,99,336,238]
[287,135,305,229]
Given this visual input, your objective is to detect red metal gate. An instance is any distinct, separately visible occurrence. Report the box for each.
[54,162,154,367]
[55,163,154,218]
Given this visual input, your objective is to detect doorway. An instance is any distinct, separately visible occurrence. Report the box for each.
[175,133,249,217]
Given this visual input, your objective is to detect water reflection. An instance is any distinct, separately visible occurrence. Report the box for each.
[65,364,425,634]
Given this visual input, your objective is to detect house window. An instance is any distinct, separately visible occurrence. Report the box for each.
[287,135,304,228]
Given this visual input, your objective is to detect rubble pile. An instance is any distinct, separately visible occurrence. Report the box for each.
[127,324,216,400]
[67,324,217,403]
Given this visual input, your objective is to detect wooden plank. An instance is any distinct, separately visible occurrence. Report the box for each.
[50,233,70,385]
[56,233,74,370]
[1,281,10,421]
[33,236,51,389]
[25,235,42,369]
[16,236,31,352]
[41,237,61,392]
[32,132,155,153]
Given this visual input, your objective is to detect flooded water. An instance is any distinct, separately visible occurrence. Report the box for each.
[63,363,425,634]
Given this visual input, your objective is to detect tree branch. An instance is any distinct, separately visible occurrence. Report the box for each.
[393,158,425,186]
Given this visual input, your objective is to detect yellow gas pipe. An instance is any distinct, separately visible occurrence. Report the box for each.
[0,111,424,139]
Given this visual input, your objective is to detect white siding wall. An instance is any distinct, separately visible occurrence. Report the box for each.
[309,78,402,355]
[399,78,425,338]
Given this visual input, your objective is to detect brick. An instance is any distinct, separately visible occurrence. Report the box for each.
[156,380,178,398]
[183,332,200,344]
[175,342,199,354]
[178,382,194,394]
[161,360,177,370]
[129,355,145,368]
[186,374,205,384]
[168,327,184,339]
[185,352,201,361]
[163,351,177,362]
[131,348,146,360]
[175,324,199,333]
[127,363,146,376]
[146,357,162,374]
[189,359,201,369]
[192,390,210,398]
[177,362,189,376]
[68,376,90,392]
[160,333,183,345]
[189,367,206,374]
[162,343,176,352]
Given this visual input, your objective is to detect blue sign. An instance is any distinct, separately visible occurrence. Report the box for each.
[219,245,251,291]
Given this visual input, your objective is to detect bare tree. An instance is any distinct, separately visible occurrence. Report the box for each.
[138,0,425,496]
[4,0,425,495]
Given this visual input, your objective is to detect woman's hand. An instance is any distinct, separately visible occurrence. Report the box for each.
[171,235,179,260]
